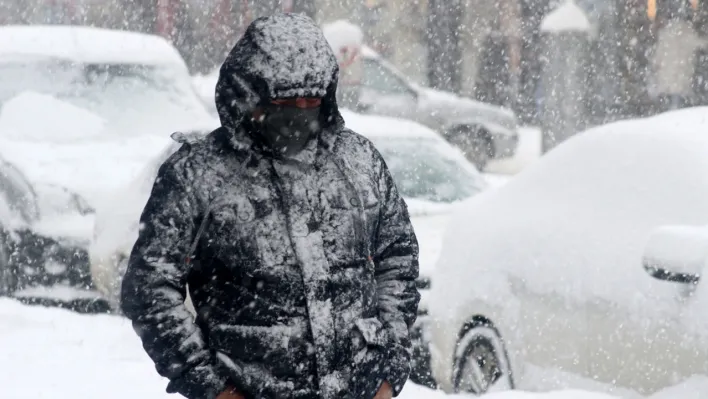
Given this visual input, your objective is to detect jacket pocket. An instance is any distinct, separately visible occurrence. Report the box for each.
[351,318,389,399]
[209,323,310,376]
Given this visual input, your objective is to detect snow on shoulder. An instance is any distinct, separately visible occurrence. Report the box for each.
[541,0,591,33]
[0,92,105,142]
[0,25,186,67]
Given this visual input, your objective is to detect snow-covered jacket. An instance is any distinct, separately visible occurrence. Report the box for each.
[120,13,420,399]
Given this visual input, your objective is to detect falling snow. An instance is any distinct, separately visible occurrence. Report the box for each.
[0,0,707,398]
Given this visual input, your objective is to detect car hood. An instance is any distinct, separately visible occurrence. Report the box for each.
[0,135,183,208]
[415,85,517,132]
[0,92,217,207]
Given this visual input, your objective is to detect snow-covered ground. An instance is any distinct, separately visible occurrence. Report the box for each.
[2,299,706,399]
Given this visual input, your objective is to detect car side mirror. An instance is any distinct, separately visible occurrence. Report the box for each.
[642,225,708,286]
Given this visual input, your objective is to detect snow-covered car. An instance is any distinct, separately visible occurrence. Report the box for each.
[428,107,708,396]
[0,25,217,308]
[0,25,215,137]
[0,25,217,202]
[89,111,487,384]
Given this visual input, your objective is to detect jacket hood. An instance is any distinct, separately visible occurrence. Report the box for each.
[215,13,344,150]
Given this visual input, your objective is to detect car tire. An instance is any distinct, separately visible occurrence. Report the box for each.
[447,127,494,171]
[452,317,514,395]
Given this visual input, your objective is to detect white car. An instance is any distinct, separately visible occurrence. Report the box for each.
[0,25,217,205]
[89,110,488,310]
[0,25,217,307]
[428,107,708,396]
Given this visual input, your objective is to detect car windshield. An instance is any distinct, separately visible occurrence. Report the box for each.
[370,136,484,203]
[0,58,208,135]
[361,58,413,95]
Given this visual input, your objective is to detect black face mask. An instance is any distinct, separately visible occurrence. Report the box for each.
[254,104,322,156]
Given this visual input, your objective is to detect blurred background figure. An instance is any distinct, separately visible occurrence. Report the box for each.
[649,0,707,111]
[322,19,364,110]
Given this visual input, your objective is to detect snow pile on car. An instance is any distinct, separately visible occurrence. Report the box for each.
[0,91,106,142]
[430,107,708,337]
[0,25,186,67]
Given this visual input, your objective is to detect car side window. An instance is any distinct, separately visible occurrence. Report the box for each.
[361,58,414,96]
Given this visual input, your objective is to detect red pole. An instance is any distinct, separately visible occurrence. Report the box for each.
[282,0,294,12]
[156,0,174,38]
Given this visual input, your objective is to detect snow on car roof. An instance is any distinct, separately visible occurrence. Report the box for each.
[340,109,441,141]
[0,25,186,67]
[431,107,708,336]
[540,0,591,33]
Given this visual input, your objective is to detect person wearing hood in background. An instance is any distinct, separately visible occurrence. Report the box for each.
[120,13,420,399]
[651,0,707,111]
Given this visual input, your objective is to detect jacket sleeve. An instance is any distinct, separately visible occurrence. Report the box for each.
[372,154,421,396]
[120,157,227,399]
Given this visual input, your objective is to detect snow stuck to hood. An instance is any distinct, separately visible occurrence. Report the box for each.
[0,92,106,142]
[541,0,591,33]
[430,107,708,336]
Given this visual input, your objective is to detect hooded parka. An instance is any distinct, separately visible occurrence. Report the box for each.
[120,13,420,399]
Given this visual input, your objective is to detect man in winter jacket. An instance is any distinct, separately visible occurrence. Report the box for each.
[120,13,420,399]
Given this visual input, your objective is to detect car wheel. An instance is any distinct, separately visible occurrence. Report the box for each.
[453,317,514,394]
[447,127,494,170]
